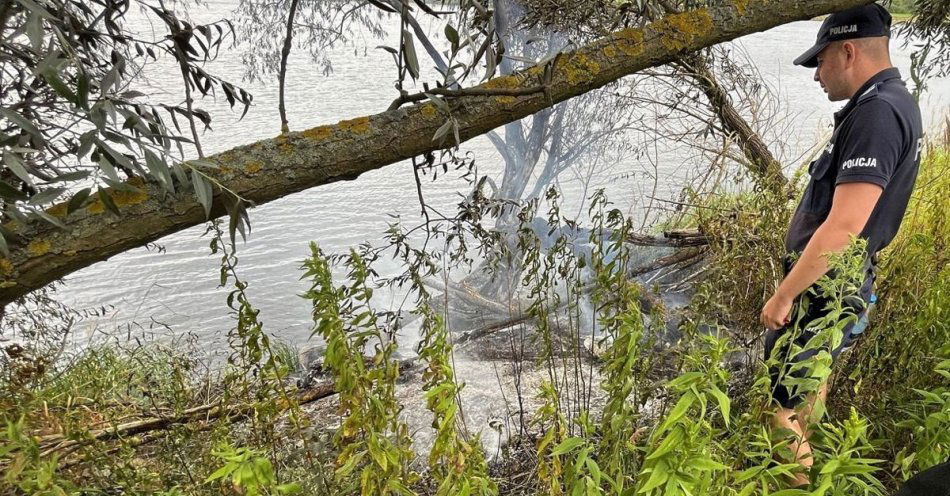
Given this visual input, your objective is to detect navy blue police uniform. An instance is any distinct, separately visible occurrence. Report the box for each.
[765,4,924,409]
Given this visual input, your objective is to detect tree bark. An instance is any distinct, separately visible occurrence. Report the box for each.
[677,53,787,191]
[0,0,874,306]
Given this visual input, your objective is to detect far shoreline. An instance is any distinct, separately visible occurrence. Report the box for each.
[813,12,913,22]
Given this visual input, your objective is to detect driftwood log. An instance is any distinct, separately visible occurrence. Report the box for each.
[627,229,709,248]
[33,383,337,457]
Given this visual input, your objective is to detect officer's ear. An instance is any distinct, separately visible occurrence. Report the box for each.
[841,41,858,66]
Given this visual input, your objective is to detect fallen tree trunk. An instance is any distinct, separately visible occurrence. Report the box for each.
[627,228,709,247]
[34,383,337,456]
[0,0,873,306]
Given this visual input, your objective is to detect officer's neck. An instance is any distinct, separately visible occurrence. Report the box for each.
[846,62,895,100]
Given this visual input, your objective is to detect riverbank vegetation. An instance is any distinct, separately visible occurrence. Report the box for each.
[3,0,950,493]
[2,123,948,495]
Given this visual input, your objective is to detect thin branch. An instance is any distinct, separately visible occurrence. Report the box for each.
[412,156,432,248]
[278,0,301,134]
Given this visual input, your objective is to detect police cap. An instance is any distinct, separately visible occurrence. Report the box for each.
[794,3,892,68]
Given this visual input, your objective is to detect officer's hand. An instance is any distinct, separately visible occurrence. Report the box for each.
[761,292,793,331]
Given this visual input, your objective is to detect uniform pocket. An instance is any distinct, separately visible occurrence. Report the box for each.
[801,154,835,213]
[809,153,834,180]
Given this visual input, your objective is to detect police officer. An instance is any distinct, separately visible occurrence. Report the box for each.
[759,3,923,488]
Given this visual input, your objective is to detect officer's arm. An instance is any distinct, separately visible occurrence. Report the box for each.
[774,182,883,302]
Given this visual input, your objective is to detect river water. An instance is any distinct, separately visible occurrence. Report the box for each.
[56,2,950,349]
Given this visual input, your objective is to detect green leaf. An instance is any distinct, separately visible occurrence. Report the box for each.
[144,150,175,193]
[34,210,65,228]
[733,466,763,483]
[98,156,120,182]
[101,177,140,193]
[190,159,220,170]
[432,118,453,143]
[3,151,34,186]
[424,92,450,113]
[655,392,694,435]
[402,30,420,80]
[586,458,602,484]
[665,372,703,390]
[820,459,840,475]
[335,450,364,477]
[646,426,684,460]
[33,48,64,78]
[770,489,811,496]
[0,180,27,201]
[100,66,118,95]
[4,207,29,225]
[77,71,90,110]
[43,70,77,105]
[226,199,250,245]
[376,45,398,56]
[96,139,134,171]
[26,13,44,52]
[638,463,669,494]
[28,186,66,205]
[48,170,91,183]
[0,231,9,257]
[191,170,213,218]
[444,24,459,49]
[737,481,758,496]
[172,163,190,187]
[0,108,43,144]
[367,435,388,470]
[708,385,731,426]
[485,44,497,80]
[66,188,92,214]
[551,437,585,456]
[275,483,301,494]
[834,463,882,475]
[690,456,727,472]
[97,187,121,216]
[205,462,235,482]
[235,463,255,485]
[77,130,96,158]
[386,479,414,496]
